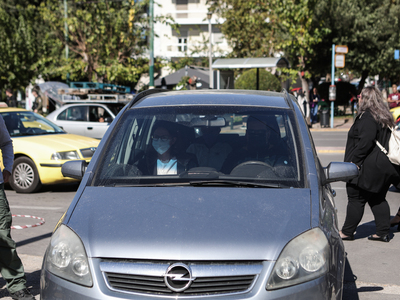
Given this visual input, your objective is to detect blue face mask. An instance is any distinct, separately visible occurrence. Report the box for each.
[152,139,171,155]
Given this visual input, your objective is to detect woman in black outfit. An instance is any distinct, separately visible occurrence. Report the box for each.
[340,86,399,242]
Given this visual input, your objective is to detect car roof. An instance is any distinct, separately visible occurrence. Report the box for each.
[57,103,109,108]
[0,107,30,113]
[131,90,292,110]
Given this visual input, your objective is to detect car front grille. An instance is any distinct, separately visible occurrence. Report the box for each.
[80,147,96,158]
[100,260,262,296]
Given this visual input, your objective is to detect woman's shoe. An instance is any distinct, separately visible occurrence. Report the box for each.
[368,234,390,242]
[339,231,354,241]
[390,212,400,227]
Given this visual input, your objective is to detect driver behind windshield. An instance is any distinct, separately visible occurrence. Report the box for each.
[221,115,290,174]
[136,121,198,175]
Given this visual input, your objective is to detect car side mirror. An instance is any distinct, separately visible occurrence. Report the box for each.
[323,162,358,184]
[104,117,113,123]
[62,160,88,180]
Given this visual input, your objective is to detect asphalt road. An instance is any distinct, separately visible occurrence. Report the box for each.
[1,128,399,299]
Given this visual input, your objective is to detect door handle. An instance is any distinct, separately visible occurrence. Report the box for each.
[87,127,93,130]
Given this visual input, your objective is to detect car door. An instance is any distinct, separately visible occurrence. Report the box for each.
[84,105,113,139]
[55,106,88,136]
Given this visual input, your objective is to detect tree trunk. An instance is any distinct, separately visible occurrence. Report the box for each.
[299,71,311,125]
[358,70,369,94]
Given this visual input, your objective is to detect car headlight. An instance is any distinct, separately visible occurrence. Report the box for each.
[45,225,92,287]
[266,228,329,290]
[51,151,80,160]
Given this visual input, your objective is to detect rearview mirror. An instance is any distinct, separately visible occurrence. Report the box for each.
[62,160,88,180]
[323,162,358,184]
[190,117,227,127]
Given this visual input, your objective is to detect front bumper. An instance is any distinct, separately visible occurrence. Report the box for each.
[41,259,335,300]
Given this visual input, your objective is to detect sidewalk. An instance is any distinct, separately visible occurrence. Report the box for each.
[309,115,354,132]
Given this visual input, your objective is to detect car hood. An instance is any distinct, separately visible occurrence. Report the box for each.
[12,133,99,152]
[68,186,312,261]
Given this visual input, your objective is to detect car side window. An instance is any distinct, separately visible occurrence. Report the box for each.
[57,109,67,120]
[66,106,87,121]
[89,106,113,122]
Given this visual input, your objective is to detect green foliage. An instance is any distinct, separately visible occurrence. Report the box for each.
[0,0,45,89]
[273,0,330,72]
[235,69,281,91]
[208,0,275,57]
[323,0,400,90]
[37,0,170,84]
[174,76,190,90]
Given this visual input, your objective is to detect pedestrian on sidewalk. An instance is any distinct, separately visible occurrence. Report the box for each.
[340,86,399,243]
[31,89,43,115]
[388,83,400,108]
[309,87,320,124]
[5,89,17,108]
[0,115,35,299]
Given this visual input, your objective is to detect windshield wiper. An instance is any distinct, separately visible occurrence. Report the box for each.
[189,180,284,188]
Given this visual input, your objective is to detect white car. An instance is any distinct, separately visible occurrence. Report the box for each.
[46,103,124,139]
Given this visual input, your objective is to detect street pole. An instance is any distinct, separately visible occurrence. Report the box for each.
[331,44,335,128]
[149,0,154,88]
[207,12,213,89]
[64,0,70,84]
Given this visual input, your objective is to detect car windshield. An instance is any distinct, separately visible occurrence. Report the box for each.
[92,105,305,188]
[1,111,65,137]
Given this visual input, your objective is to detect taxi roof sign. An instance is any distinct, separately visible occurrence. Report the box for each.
[335,45,348,54]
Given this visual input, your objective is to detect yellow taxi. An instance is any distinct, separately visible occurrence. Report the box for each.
[0,108,99,193]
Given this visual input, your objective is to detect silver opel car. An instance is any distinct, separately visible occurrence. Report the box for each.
[40,90,358,299]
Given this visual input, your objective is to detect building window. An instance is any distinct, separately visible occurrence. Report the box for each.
[178,38,187,52]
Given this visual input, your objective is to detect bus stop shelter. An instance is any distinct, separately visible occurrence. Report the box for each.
[211,57,290,90]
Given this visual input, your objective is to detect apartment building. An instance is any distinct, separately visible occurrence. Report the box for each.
[154,0,231,61]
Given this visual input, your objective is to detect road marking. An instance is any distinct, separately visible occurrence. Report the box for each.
[316,147,345,154]
[317,150,345,153]
[10,205,63,211]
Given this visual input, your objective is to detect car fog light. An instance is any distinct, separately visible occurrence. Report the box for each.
[72,255,89,277]
[299,247,325,272]
[275,257,298,279]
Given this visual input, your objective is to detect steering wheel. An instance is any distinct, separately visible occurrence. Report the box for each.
[26,128,35,134]
[230,160,275,177]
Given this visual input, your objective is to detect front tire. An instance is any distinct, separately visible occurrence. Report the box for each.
[10,157,42,193]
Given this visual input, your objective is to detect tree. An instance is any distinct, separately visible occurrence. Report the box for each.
[0,0,45,90]
[207,0,275,58]
[38,0,168,84]
[324,0,400,92]
[273,0,330,100]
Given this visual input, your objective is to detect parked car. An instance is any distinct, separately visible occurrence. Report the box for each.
[46,102,125,139]
[41,89,358,299]
[0,108,99,193]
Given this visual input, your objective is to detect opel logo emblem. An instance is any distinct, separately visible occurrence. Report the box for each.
[164,263,195,292]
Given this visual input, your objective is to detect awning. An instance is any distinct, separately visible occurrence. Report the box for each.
[212,57,290,69]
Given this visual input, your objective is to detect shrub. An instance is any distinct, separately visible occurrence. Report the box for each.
[235,69,282,91]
